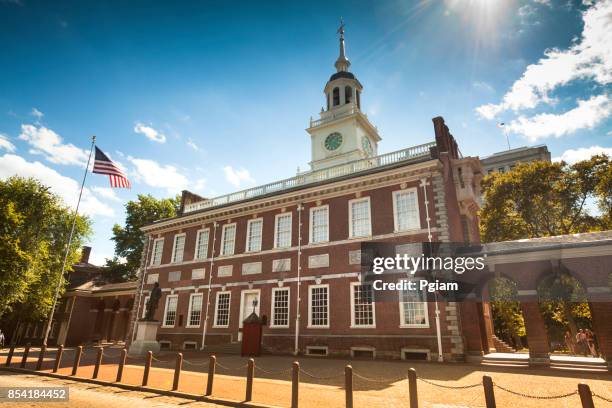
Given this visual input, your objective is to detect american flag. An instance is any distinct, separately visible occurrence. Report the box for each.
[92,146,131,188]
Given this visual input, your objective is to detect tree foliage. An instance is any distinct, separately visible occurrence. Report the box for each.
[0,177,91,322]
[110,194,179,280]
[480,155,611,242]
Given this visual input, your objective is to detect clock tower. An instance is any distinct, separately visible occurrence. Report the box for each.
[307,21,382,171]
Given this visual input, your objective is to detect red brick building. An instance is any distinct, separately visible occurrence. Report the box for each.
[129,29,489,362]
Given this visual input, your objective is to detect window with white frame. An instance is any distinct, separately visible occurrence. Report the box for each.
[163,295,178,327]
[310,206,329,243]
[349,197,371,238]
[271,287,290,327]
[308,284,329,328]
[399,286,429,327]
[141,296,150,318]
[214,292,231,327]
[393,189,420,232]
[246,218,263,252]
[274,213,292,248]
[187,293,203,327]
[191,268,205,280]
[351,283,375,327]
[195,229,210,260]
[151,238,164,265]
[221,223,236,256]
[171,234,185,263]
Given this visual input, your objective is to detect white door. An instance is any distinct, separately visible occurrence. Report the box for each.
[238,290,260,340]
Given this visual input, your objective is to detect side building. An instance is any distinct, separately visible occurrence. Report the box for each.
[131,29,492,362]
[480,145,551,175]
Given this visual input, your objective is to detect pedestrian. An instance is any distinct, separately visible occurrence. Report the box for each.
[576,329,588,356]
[564,330,575,355]
[585,329,597,357]
[0,329,5,349]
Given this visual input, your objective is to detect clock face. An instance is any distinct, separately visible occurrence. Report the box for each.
[362,136,373,155]
[324,132,343,151]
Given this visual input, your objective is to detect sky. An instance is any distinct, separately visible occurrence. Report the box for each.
[0,0,611,265]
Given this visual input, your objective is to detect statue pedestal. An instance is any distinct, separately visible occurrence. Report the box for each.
[128,320,161,356]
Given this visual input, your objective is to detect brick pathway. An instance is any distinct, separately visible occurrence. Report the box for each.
[1,347,610,408]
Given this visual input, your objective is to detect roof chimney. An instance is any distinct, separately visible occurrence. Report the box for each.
[80,246,92,264]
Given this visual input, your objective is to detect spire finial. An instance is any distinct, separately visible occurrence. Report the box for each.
[335,17,350,72]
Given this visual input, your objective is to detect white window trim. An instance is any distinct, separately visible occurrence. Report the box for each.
[186,292,203,328]
[309,205,329,244]
[162,294,178,328]
[213,291,231,328]
[398,287,430,328]
[141,296,150,319]
[350,346,376,359]
[270,287,290,328]
[401,348,431,361]
[245,218,263,253]
[183,341,198,350]
[274,212,293,248]
[349,282,376,329]
[159,341,172,349]
[195,228,210,260]
[239,289,261,328]
[170,233,186,264]
[306,346,328,356]
[348,196,372,238]
[151,238,164,266]
[191,268,205,280]
[392,188,421,233]
[220,223,237,256]
[307,284,330,329]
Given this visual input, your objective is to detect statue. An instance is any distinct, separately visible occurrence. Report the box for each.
[144,282,162,321]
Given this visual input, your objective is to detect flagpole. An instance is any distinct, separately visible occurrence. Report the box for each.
[42,135,96,347]
[505,127,511,150]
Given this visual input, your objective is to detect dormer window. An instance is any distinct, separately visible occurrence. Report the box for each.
[333,87,340,106]
[345,86,352,104]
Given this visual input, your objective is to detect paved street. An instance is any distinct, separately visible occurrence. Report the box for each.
[0,371,224,408]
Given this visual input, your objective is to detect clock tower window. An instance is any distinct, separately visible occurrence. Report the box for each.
[332,87,340,106]
[345,86,353,104]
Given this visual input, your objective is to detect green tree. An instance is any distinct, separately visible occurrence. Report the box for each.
[110,194,179,280]
[480,155,611,242]
[0,177,91,321]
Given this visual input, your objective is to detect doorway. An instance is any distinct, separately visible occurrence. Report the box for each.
[238,289,260,341]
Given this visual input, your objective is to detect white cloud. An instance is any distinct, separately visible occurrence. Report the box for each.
[186,138,199,151]
[476,0,612,117]
[30,108,44,120]
[553,145,612,164]
[91,186,121,202]
[223,166,255,188]
[472,81,494,93]
[0,154,114,217]
[134,122,166,143]
[0,134,16,152]
[128,156,189,193]
[506,94,612,141]
[18,124,89,167]
[532,0,551,6]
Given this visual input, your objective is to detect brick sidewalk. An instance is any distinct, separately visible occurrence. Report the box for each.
[1,347,610,407]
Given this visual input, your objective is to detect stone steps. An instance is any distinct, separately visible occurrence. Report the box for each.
[491,335,515,353]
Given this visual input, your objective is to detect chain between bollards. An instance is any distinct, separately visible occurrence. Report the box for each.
[93,347,103,379]
[116,348,127,382]
[142,351,152,386]
[36,345,46,371]
[345,365,353,408]
[291,361,299,408]
[53,345,63,373]
[172,353,183,391]
[205,355,216,396]
[71,346,82,376]
[20,343,31,368]
[245,358,254,402]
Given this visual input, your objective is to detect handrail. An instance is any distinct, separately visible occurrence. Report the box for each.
[183,142,436,214]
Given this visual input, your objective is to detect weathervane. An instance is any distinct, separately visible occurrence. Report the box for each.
[337,17,345,38]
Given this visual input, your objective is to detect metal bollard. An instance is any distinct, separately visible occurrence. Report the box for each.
[408,368,418,408]
[291,361,299,408]
[205,355,216,396]
[345,365,353,408]
[71,346,82,376]
[36,345,46,371]
[245,358,254,402]
[142,351,152,386]
[116,348,127,382]
[53,345,64,373]
[172,353,183,391]
[6,345,15,367]
[20,343,31,368]
[578,383,595,408]
[93,347,103,379]
[483,375,496,408]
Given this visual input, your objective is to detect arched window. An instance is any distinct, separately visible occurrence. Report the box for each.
[356,91,361,109]
[333,87,340,106]
[345,86,352,104]
[327,92,330,110]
